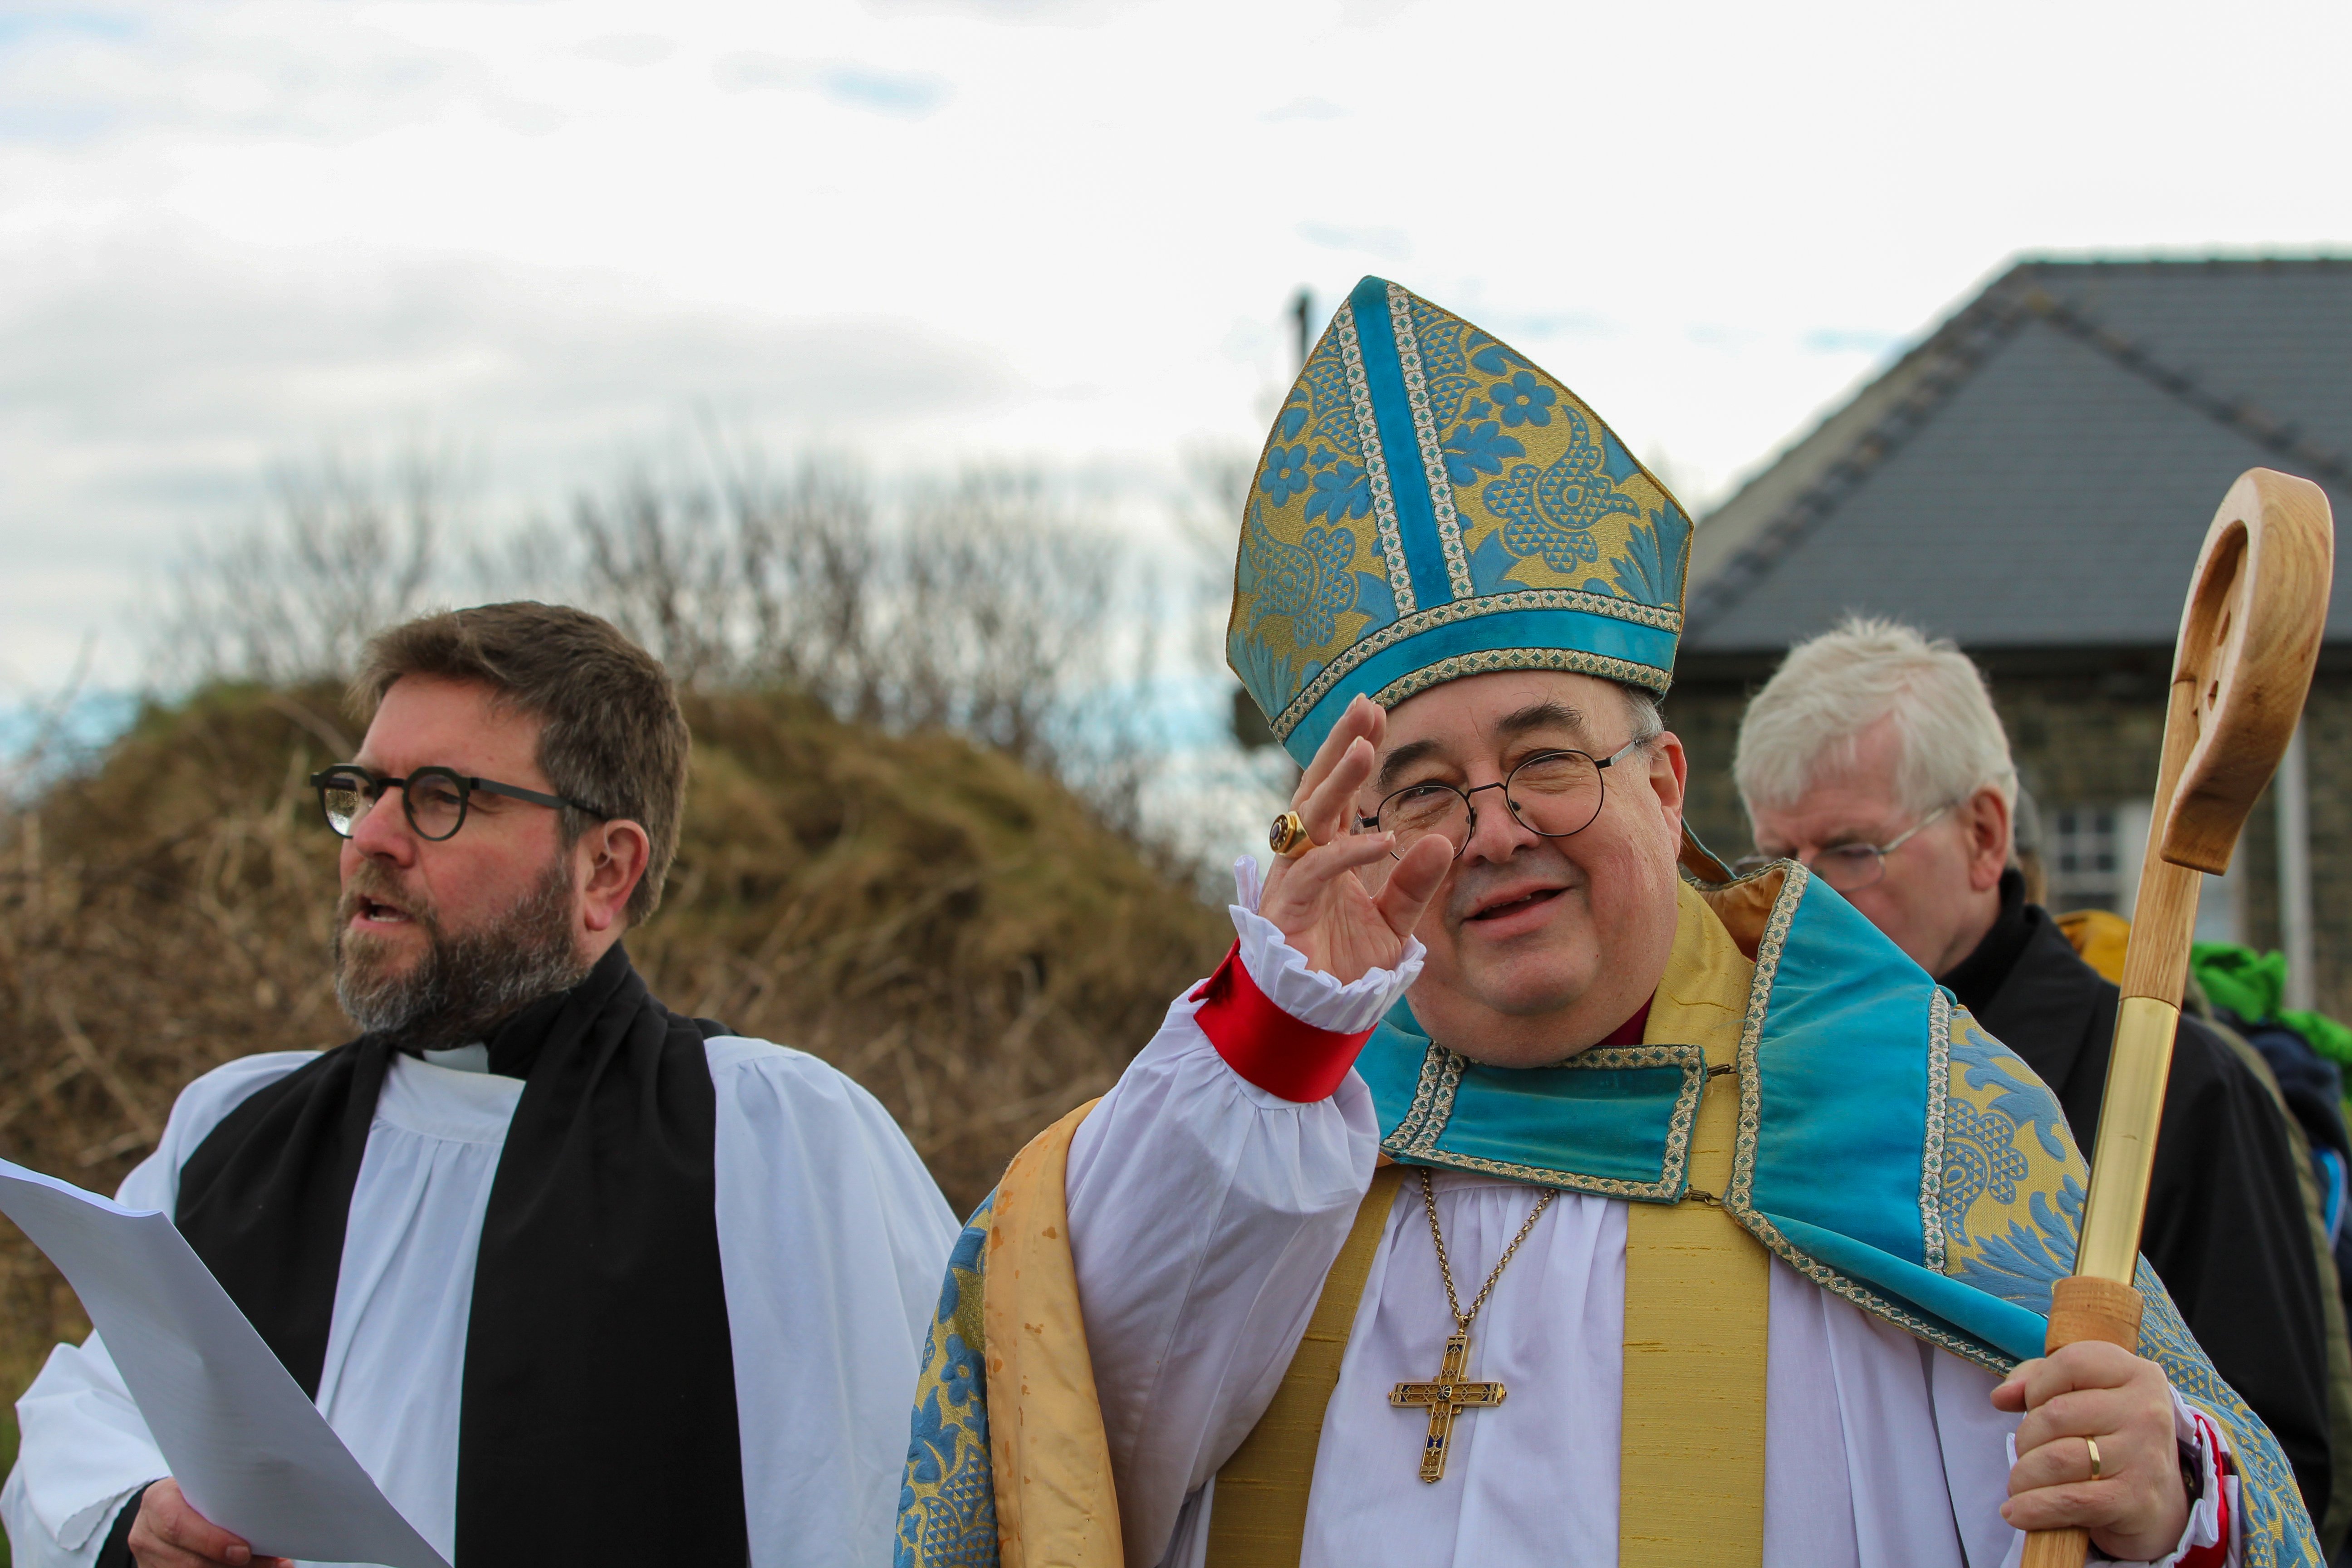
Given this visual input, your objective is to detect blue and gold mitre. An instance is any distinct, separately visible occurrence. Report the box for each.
[1230,276,1694,765]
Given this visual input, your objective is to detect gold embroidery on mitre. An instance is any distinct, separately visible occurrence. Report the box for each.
[1229,278,1695,750]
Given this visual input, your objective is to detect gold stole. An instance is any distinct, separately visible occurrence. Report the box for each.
[1618,879,1770,1565]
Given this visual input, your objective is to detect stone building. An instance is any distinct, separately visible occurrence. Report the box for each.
[1666,257,2352,1011]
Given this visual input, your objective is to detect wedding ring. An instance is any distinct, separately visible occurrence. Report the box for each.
[2086,1436,2103,1482]
[1269,809,1318,858]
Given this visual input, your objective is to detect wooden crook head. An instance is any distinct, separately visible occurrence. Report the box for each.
[2158,468,2333,876]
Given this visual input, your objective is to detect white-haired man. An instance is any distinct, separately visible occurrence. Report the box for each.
[895,280,2314,1567]
[1737,615,2333,1525]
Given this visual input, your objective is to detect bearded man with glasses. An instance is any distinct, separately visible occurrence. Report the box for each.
[4,603,959,1568]
[1736,614,2333,1541]
[897,281,2312,1568]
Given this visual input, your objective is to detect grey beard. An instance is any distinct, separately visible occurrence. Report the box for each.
[333,859,592,1050]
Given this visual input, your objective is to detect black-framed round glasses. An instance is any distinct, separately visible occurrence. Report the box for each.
[309,764,608,843]
[1357,739,1646,861]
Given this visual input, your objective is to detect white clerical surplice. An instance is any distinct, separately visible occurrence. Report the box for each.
[4,1038,960,1568]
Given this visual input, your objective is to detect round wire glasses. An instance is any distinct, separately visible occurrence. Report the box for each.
[1356,739,1645,861]
[309,764,607,843]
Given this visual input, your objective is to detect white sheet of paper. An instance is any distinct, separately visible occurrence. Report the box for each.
[0,1157,451,1568]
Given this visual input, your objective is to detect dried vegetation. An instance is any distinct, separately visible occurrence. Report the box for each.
[0,452,1254,1516]
[0,680,1230,1423]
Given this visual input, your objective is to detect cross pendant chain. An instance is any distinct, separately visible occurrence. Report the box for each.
[1387,1328,1506,1482]
[1388,1168,1553,1483]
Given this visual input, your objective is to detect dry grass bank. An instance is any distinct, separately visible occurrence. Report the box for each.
[0,683,1230,1430]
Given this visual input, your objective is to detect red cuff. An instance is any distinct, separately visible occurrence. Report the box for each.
[1190,941,1375,1103]
[2176,1410,2233,1568]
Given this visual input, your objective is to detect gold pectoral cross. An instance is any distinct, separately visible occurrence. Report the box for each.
[1388,1328,1506,1482]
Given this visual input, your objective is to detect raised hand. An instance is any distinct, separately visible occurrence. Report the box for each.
[1259,695,1454,985]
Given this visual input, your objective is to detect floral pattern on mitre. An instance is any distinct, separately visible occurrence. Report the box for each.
[1228,278,1697,752]
[1479,403,1645,574]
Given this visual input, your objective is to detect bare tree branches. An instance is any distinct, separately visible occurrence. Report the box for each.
[152,450,1192,838]
[156,455,451,686]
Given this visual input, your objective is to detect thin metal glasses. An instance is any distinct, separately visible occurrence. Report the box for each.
[309,765,607,843]
[1731,803,1954,892]
[1357,739,1646,861]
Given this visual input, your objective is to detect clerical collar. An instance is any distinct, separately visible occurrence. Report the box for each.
[387,944,623,1078]
[1601,1000,1652,1048]
[1938,868,2031,1015]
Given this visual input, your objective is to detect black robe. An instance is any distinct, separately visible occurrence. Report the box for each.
[1943,872,2334,1518]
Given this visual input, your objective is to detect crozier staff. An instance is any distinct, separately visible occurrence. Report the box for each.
[896,278,2314,1567]
[3,603,960,1568]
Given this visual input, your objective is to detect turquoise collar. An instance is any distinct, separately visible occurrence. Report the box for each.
[1354,867,2055,1369]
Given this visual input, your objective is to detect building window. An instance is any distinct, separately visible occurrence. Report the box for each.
[2042,798,2240,944]
[2047,806,2123,911]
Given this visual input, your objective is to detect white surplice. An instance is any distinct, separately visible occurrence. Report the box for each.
[3,1036,961,1568]
[1064,905,2232,1568]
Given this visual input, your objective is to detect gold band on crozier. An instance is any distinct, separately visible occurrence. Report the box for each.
[2085,1436,2102,1482]
[1269,809,1318,858]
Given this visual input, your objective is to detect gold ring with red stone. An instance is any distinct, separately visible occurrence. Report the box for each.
[1269,809,1318,858]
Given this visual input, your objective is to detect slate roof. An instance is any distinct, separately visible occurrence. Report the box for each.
[1682,258,2352,656]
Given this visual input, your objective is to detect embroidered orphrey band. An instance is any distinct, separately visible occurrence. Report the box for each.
[1920,989,1954,1273]
[1271,591,1680,741]
[1334,302,1415,619]
[1387,280,1474,603]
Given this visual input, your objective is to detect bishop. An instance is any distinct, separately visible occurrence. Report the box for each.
[894,278,2317,1568]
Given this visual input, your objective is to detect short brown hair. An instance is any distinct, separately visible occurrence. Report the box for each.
[352,603,690,923]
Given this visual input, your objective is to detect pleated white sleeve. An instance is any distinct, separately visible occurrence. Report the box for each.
[706,1037,962,1568]
[1063,903,1421,1568]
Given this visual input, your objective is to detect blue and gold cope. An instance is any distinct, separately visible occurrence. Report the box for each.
[1230,276,1692,767]
[898,865,2319,1566]
[897,276,2319,1566]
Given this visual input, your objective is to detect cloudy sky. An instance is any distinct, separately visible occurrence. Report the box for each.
[4,0,2350,693]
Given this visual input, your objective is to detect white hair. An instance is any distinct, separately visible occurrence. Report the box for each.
[1618,682,1665,748]
[1734,617,2017,827]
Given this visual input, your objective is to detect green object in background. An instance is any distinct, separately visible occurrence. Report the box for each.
[2193,941,2352,1064]
[2191,942,2289,1025]
[2191,942,2352,1126]
[2286,1005,2352,1069]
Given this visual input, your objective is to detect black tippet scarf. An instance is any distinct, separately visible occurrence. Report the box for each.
[153,943,749,1567]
